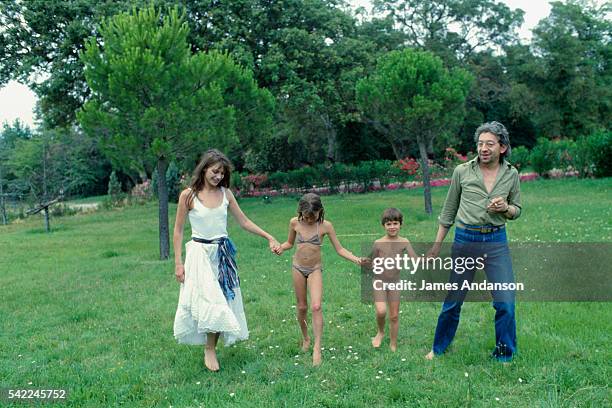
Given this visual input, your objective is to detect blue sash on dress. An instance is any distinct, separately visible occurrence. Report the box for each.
[192,237,239,301]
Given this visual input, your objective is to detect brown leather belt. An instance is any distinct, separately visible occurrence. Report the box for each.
[456,222,505,233]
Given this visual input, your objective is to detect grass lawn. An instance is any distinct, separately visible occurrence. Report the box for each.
[1,178,610,407]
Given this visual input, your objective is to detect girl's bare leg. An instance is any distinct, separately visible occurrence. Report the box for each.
[388,300,400,352]
[292,270,310,351]
[204,332,220,371]
[307,270,323,366]
[372,301,387,348]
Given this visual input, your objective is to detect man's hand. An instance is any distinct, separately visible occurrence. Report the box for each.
[427,243,442,259]
[487,197,509,213]
[357,257,371,266]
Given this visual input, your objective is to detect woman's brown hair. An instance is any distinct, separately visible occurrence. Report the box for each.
[185,149,232,209]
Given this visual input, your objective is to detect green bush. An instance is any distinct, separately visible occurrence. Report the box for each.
[49,203,78,217]
[152,162,182,203]
[268,171,288,191]
[165,162,182,203]
[354,161,374,191]
[510,146,530,171]
[530,138,577,176]
[575,131,612,178]
[330,163,349,192]
[102,194,126,209]
[371,160,394,187]
[107,171,122,197]
[236,157,471,196]
[232,171,248,192]
[105,171,125,207]
[286,167,318,190]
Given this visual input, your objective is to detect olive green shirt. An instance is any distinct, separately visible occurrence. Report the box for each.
[439,158,522,227]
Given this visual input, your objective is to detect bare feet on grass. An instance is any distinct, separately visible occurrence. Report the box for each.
[390,342,397,352]
[371,332,384,348]
[424,350,435,360]
[204,347,219,371]
[312,346,322,366]
[301,337,311,352]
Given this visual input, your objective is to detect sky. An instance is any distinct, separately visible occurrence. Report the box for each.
[0,0,581,129]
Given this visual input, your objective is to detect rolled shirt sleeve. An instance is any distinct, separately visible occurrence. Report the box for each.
[438,165,462,227]
[506,167,522,219]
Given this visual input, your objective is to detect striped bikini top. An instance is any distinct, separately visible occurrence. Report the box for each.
[296,223,322,246]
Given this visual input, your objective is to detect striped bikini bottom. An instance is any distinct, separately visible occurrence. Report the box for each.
[292,263,322,278]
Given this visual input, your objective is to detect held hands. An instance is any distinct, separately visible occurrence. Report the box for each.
[354,256,369,266]
[426,243,442,259]
[487,197,509,213]
[175,264,185,283]
[269,238,282,255]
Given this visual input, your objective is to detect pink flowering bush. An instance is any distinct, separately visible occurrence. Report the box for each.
[430,178,451,187]
[519,173,538,182]
[244,174,268,189]
[444,147,468,168]
[398,157,420,175]
[131,180,153,201]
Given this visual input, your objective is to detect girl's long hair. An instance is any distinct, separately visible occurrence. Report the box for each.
[297,193,325,223]
[186,149,232,209]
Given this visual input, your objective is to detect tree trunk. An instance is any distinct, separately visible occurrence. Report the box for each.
[42,141,51,231]
[44,206,50,232]
[418,140,433,215]
[157,157,170,260]
[367,119,401,159]
[390,141,403,161]
[0,167,6,225]
[326,130,336,163]
[322,114,336,163]
[0,194,6,225]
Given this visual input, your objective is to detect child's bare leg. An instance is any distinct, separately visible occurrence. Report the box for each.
[307,270,323,366]
[388,299,400,352]
[292,270,310,351]
[204,332,220,371]
[372,301,386,348]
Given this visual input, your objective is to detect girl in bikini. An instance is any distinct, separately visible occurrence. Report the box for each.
[278,193,364,366]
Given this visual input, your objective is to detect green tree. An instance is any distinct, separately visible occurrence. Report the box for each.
[0,0,143,127]
[356,49,472,214]
[8,131,66,231]
[372,0,524,63]
[78,6,274,259]
[1,0,386,169]
[458,50,538,154]
[1,120,31,224]
[183,0,381,167]
[531,0,611,138]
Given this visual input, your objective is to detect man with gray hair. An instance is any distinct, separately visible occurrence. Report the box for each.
[425,121,522,362]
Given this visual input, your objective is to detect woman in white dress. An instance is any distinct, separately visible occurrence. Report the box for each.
[173,149,281,371]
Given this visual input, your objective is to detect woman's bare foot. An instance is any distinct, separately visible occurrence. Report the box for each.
[371,332,384,348]
[390,342,397,352]
[312,347,322,366]
[204,347,220,371]
[424,350,435,360]
[301,337,311,352]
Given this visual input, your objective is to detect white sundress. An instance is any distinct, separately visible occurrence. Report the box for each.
[173,187,248,346]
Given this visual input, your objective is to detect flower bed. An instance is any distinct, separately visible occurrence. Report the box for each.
[237,172,541,198]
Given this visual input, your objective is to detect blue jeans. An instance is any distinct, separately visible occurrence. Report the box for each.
[431,226,517,361]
